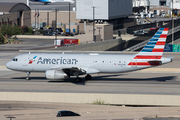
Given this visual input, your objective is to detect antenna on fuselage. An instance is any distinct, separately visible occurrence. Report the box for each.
[62,52,64,54]
[29,51,31,54]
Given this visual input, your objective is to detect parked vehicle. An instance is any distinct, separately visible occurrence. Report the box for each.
[54,38,80,47]
[150,27,159,31]
[56,110,80,117]
[48,27,54,31]
[62,38,79,46]
[43,31,53,36]
[134,30,145,36]
[56,28,63,32]
[55,32,62,36]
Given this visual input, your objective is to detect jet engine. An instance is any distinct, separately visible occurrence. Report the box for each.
[45,70,68,80]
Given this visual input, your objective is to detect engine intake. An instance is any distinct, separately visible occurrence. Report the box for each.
[45,70,68,80]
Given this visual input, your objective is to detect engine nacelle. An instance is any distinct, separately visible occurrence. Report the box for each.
[45,70,68,80]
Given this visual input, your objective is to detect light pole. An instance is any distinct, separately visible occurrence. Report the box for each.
[69,2,71,35]
[35,8,36,30]
[172,0,174,45]
[27,0,29,6]
[55,9,57,40]
[47,12,49,28]
[92,7,96,42]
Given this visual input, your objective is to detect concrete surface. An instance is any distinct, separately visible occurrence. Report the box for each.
[1,91,180,106]
[16,35,74,39]
[1,69,180,106]
[113,34,136,41]
[1,101,180,120]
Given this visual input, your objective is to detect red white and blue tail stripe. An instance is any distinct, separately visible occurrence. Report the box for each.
[128,28,169,66]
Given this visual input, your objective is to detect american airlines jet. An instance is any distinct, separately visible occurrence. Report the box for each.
[6,28,172,82]
[39,0,74,5]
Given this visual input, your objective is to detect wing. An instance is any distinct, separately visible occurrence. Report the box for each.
[51,67,100,76]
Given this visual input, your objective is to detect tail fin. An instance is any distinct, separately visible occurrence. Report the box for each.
[134,28,169,60]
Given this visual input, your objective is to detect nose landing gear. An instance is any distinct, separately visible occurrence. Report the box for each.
[26,72,30,80]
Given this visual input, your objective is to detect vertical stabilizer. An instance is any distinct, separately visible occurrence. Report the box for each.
[135,28,169,59]
[128,28,169,66]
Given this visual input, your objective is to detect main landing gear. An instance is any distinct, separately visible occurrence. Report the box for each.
[85,74,92,81]
[75,77,82,82]
[26,72,30,80]
[74,74,92,82]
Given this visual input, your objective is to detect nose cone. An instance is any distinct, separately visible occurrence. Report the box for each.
[6,62,11,69]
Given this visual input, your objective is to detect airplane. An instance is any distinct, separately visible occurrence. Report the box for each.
[39,0,74,5]
[6,28,172,82]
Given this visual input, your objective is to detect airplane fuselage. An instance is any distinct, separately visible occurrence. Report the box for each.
[6,53,138,73]
[6,53,172,73]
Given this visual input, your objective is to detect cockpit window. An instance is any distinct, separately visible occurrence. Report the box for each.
[12,58,18,61]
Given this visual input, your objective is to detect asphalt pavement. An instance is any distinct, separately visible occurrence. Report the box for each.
[0,38,55,51]
[0,70,180,95]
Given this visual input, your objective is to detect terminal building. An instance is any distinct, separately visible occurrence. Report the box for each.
[0,0,133,42]
[133,0,180,17]
[0,2,31,27]
[31,0,133,30]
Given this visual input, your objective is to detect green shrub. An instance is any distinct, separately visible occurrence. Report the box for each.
[28,27,33,34]
[0,24,7,35]
[12,25,22,35]
[92,99,109,105]
[24,33,33,35]
[39,29,45,34]
[0,25,22,44]
[0,32,4,44]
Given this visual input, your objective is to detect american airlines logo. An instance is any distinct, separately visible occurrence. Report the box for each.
[29,56,37,64]
[37,57,78,64]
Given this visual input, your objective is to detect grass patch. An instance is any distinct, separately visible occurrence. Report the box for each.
[92,99,109,105]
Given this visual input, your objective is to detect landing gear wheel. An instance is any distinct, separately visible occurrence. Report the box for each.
[85,74,92,81]
[75,77,82,82]
[26,72,31,80]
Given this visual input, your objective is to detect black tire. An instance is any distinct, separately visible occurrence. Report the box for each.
[75,77,82,82]
[85,74,92,80]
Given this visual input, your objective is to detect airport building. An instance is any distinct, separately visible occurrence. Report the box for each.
[31,0,133,29]
[30,0,134,41]
[0,2,31,27]
[133,0,180,17]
